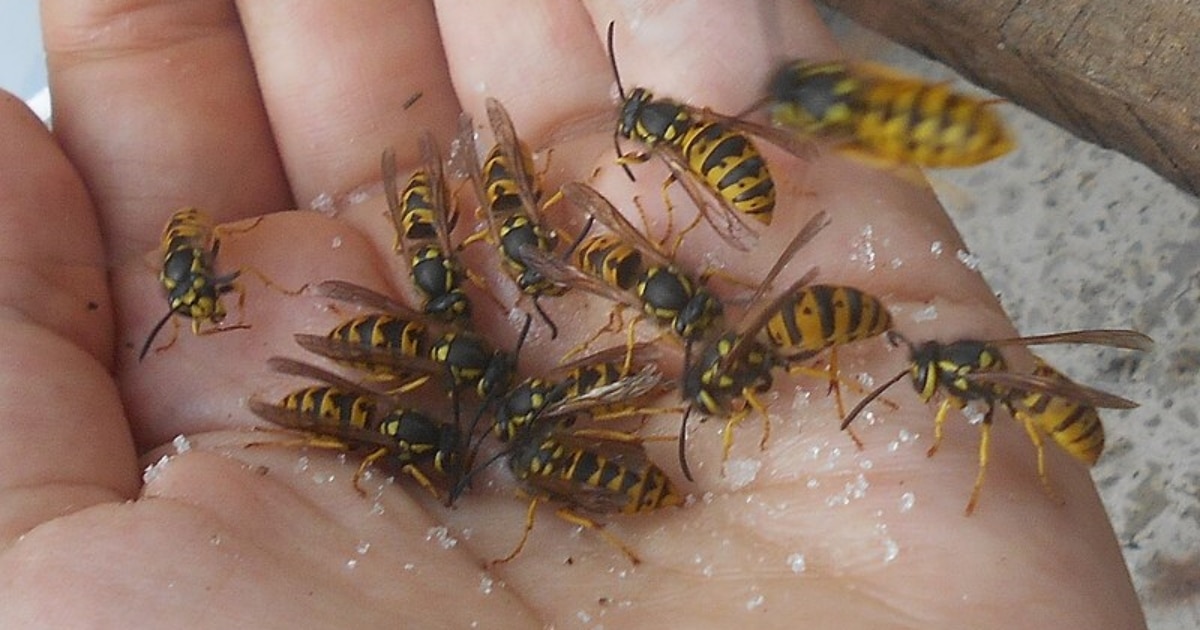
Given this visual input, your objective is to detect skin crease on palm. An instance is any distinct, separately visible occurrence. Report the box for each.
[0,0,1147,628]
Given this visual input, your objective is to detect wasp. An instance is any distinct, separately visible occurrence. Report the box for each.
[760,282,893,418]
[521,182,725,353]
[384,134,471,323]
[496,417,683,566]
[294,280,525,404]
[763,60,1014,170]
[605,22,787,251]
[841,329,1153,514]
[490,342,669,445]
[249,357,463,499]
[1008,355,1107,496]
[676,209,893,478]
[445,353,675,564]
[139,207,250,361]
[458,98,565,338]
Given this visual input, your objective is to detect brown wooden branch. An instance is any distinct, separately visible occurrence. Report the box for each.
[820,0,1200,195]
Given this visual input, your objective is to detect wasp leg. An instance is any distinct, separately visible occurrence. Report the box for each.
[464,268,508,312]
[554,507,641,566]
[563,428,641,442]
[591,404,683,422]
[211,215,267,239]
[398,464,441,501]
[745,388,771,451]
[667,180,707,258]
[238,265,310,297]
[352,447,392,497]
[719,409,749,473]
[561,306,629,363]
[1016,410,1062,505]
[491,496,542,567]
[719,387,773,474]
[964,415,993,516]
[354,447,442,500]
[458,226,492,250]
[926,399,956,458]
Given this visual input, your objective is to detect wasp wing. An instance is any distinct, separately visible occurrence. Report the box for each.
[486,97,546,225]
[517,243,646,312]
[562,182,673,268]
[313,280,425,319]
[969,371,1140,410]
[990,329,1154,352]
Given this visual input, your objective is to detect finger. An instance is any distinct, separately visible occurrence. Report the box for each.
[588,1,839,112]
[436,0,612,142]
[235,0,460,208]
[116,209,393,448]
[42,0,293,260]
[0,93,138,544]
[0,93,112,360]
[589,1,983,307]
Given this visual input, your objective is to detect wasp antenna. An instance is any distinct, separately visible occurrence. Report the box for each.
[562,215,596,260]
[841,368,908,430]
[450,447,509,504]
[532,298,559,340]
[605,21,625,100]
[513,312,534,362]
[138,303,186,362]
[678,405,695,482]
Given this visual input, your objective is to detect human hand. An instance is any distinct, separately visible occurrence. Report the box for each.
[0,1,1144,627]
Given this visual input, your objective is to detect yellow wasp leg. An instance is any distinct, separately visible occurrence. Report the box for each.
[926,399,955,458]
[491,496,541,567]
[719,387,773,474]
[356,447,445,501]
[720,409,750,472]
[397,464,441,501]
[560,307,630,363]
[354,447,392,497]
[1017,413,1062,504]
[964,420,992,516]
[554,507,641,566]
[668,183,706,258]
[745,388,771,450]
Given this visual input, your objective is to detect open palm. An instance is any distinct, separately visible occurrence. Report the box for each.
[0,1,1144,628]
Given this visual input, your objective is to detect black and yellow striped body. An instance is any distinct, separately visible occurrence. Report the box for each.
[765,284,892,359]
[327,314,429,376]
[280,385,376,436]
[263,385,460,479]
[398,169,441,242]
[494,378,561,443]
[509,422,682,515]
[309,315,512,400]
[572,230,722,343]
[398,167,470,322]
[619,88,776,224]
[677,119,775,223]
[1010,358,1104,466]
[767,61,1014,168]
[159,207,239,330]
[139,207,246,360]
[574,233,643,292]
[482,145,563,297]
